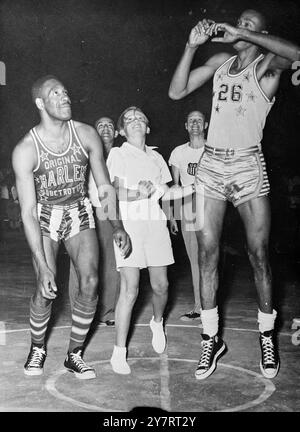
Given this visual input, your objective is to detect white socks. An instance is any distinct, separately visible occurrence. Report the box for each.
[110,345,131,375]
[201,307,219,337]
[258,309,277,333]
[110,317,166,375]
[200,307,276,336]
[150,316,166,354]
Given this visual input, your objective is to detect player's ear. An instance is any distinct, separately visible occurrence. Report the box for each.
[114,130,119,138]
[204,121,208,129]
[119,128,126,137]
[146,126,150,134]
[185,122,188,131]
[35,98,44,110]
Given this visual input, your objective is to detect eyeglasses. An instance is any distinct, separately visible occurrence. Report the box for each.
[123,113,148,125]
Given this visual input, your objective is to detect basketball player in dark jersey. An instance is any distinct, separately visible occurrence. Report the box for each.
[12,75,131,379]
[169,10,299,380]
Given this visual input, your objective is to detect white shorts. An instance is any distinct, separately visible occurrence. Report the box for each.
[114,219,174,269]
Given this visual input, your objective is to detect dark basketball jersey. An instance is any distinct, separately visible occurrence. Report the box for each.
[31,120,89,205]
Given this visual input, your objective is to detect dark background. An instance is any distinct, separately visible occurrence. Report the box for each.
[1,0,300,252]
[1,0,300,166]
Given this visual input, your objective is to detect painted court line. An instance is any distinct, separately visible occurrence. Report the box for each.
[0,323,292,337]
[46,366,123,413]
[45,357,276,412]
[0,322,6,345]
[159,351,171,411]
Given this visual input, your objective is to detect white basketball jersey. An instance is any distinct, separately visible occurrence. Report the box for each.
[207,54,275,149]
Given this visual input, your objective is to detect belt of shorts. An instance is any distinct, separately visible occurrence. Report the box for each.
[204,144,261,158]
[37,197,89,210]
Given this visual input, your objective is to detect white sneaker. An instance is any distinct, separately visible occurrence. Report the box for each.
[110,345,131,375]
[149,316,166,354]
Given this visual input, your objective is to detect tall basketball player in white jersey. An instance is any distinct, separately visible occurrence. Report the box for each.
[169,9,299,380]
[12,75,131,379]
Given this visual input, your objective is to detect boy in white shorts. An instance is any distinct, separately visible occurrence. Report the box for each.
[107,106,175,374]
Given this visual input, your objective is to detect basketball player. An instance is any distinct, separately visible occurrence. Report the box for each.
[68,116,120,326]
[169,9,299,379]
[12,76,131,379]
[169,110,207,321]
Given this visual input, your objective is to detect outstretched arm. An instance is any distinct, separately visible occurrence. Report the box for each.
[168,19,231,100]
[161,184,195,201]
[12,137,57,300]
[210,23,300,68]
[112,177,156,202]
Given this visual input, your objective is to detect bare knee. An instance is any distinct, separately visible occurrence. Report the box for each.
[151,278,168,297]
[198,238,219,267]
[33,290,53,308]
[121,283,139,304]
[79,270,98,300]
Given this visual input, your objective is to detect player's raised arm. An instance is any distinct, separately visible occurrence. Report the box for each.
[209,21,300,70]
[168,19,231,100]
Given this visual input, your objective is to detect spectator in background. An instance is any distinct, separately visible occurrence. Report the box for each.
[68,116,120,326]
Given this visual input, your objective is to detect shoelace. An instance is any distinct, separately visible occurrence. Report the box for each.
[198,338,214,368]
[70,352,91,372]
[28,347,45,367]
[261,335,276,365]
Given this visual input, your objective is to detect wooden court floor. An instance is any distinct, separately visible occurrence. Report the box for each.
[0,228,299,413]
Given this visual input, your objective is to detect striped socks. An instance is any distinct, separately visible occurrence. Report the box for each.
[29,298,52,346]
[69,297,98,352]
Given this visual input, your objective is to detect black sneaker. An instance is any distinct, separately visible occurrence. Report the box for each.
[195,334,226,380]
[24,344,47,376]
[180,311,201,322]
[259,330,280,379]
[64,348,96,380]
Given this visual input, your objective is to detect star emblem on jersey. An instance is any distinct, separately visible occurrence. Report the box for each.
[217,71,226,81]
[70,143,81,156]
[215,104,221,113]
[243,72,251,82]
[236,105,246,117]
[40,151,49,162]
[247,91,257,102]
[38,190,48,201]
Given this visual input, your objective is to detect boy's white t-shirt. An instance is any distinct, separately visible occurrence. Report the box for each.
[106,142,172,221]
